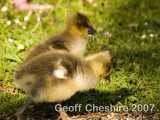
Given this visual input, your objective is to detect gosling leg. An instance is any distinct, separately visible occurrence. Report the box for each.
[14,97,33,120]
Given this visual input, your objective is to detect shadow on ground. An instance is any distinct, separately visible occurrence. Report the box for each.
[0,87,139,119]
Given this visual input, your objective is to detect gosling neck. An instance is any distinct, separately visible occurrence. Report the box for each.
[86,60,102,78]
[64,25,83,36]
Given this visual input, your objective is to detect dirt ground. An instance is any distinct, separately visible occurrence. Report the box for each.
[1,111,160,120]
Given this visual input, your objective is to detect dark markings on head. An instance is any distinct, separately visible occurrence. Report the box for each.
[75,13,90,28]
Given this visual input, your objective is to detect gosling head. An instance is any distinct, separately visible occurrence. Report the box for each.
[66,13,97,36]
[86,52,112,84]
[100,54,112,84]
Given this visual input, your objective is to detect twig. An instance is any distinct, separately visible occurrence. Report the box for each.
[65,0,72,19]
[32,22,40,33]
[66,0,71,8]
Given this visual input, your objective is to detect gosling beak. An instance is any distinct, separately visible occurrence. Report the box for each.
[104,75,111,84]
[88,26,97,35]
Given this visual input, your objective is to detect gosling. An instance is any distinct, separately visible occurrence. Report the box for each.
[24,13,96,62]
[14,52,112,120]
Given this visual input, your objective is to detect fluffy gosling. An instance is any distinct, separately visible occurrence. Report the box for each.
[24,13,96,63]
[14,52,112,120]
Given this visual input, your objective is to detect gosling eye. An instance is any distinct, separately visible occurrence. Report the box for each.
[107,66,111,72]
[82,23,89,28]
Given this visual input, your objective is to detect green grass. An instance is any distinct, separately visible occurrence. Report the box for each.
[0,0,160,118]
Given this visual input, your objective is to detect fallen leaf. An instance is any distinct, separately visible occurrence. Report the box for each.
[144,87,150,91]
[107,33,112,38]
[97,27,104,32]
[128,23,139,28]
